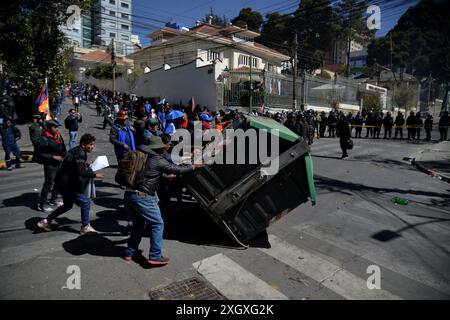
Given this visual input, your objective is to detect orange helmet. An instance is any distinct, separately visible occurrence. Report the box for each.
[116,110,128,120]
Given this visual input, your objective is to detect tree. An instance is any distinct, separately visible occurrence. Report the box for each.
[85,64,125,80]
[292,0,336,72]
[259,12,293,56]
[231,8,263,31]
[335,0,373,76]
[394,84,418,112]
[363,94,382,111]
[367,0,450,111]
[0,0,92,100]
[125,68,143,93]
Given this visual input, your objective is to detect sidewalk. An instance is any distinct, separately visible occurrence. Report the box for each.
[413,141,450,183]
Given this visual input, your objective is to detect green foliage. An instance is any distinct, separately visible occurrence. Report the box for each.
[363,94,382,111]
[0,0,91,99]
[259,13,293,56]
[125,68,143,93]
[85,64,125,80]
[367,0,450,85]
[319,69,332,80]
[394,84,417,111]
[231,8,263,31]
[293,0,336,72]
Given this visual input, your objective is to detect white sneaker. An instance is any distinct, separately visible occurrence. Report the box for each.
[37,219,52,232]
[80,224,97,235]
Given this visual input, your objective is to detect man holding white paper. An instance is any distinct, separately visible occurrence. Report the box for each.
[37,134,105,235]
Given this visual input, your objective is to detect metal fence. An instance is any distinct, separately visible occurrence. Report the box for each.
[220,69,363,111]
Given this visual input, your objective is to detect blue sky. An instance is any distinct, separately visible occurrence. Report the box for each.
[132,0,420,46]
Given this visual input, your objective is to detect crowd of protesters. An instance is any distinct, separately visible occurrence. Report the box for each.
[1,79,449,267]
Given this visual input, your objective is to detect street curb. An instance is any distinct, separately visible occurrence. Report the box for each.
[411,158,450,184]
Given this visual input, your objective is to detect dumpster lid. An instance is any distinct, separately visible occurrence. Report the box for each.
[247,116,299,142]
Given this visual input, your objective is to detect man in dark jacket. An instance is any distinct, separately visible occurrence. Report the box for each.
[394,112,405,139]
[415,112,423,140]
[35,120,67,212]
[365,112,373,138]
[123,136,203,265]
[29,114,43,148]
[406,111,416,140]
[37,134,105,235]
[383,112,394,139]
[353,112,363,138]
[424,114,433,141]
[439,111,450,141]
[372,111,383,139]
[337,115,351,159]
[0,117,23,170]
[65,109,82,150]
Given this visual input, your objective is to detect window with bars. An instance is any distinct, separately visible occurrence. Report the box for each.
[207,50,220,61]
[238,54,258,68]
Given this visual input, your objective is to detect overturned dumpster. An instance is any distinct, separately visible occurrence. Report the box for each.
[185,113,316,245]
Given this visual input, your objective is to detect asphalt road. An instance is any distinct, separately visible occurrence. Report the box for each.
[0,100,449,300]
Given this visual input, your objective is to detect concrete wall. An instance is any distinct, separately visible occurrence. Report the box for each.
[85,60,219,109]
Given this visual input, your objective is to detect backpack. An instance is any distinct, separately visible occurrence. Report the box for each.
[114,150,148,189]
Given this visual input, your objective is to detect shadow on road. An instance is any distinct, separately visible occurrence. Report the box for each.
[62,234,128,258]
[2,192,39,211]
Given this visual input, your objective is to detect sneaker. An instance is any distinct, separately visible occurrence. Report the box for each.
[122,249,144,262]
[37,219,52,232]
[48,200,64,207]
[6,165,13,171]
[37,204,54,212]
[148,256,170,265]
[80,224,97,235]
[15,163,25,169]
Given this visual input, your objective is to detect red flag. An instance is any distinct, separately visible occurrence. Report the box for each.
[35,82,49,114]
[189,96,196,113]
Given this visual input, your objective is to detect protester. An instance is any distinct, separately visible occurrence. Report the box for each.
[37,133,105,234]
[0,117,24,170]
[110,110,135,162]
[123,136,203,265]
[29,114,43,149]
[34,120,67,212]
[65,109,83,149]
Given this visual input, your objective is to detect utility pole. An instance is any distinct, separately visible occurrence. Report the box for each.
[346,37,351,77]
[292,31,298,111]
[111,38,116,97]
[427,72,432,112]
[249,55,253,114]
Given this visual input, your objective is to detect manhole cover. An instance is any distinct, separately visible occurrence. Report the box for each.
[149,277,227,300]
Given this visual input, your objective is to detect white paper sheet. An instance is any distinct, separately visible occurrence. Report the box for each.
[90,155,109,172]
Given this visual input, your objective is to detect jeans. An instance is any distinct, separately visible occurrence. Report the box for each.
[124,192,164,260]
[46,190,91,227]
[69,131,78,150]
[39,164,60,206]
[3,143,21,162]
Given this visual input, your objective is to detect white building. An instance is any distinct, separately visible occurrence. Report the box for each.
[121,23,290,109]
[92,0,133,56]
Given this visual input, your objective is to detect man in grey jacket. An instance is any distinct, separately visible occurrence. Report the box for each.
[123,135,203,266]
